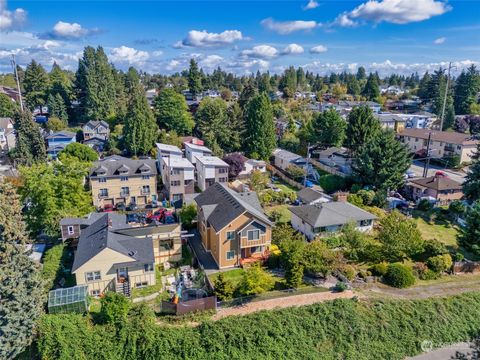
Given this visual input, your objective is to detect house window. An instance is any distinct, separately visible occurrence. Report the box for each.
[98,178,107,183]
[85,271,101,282]
[171,169,181,175]
[251,246,262,254]
[218,168,227,174]
[142,185,150,194]
[144,263,154,273]
[142,175,150,180]
[121,176,129,181]
[457,145,461,150]
[67,226,74,235]
[171,180,181,186]
[226,250,235,260]
[359,220,372,227]
[91,289,101,297]
[219,177,227,183]
[120,187,129,196]
[226,231,235,241]
[247,229,260,241]
[135,281,148,288]
[99,188,108,197]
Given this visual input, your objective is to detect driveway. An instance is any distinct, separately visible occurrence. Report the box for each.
[187,231,218,274]
[409,160,467,184]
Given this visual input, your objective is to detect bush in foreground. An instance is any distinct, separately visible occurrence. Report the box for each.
[384,263,415,288]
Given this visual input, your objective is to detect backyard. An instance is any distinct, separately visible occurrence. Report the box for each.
[412,209,460,247]
[264,204,291,223]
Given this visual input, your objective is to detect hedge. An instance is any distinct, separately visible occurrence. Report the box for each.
[36,291,480,360]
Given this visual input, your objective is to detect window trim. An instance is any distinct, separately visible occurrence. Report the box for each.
[226,250,236,260]
[85,271,101,282]
[247,229,260,241]
[144,263,154,273]
[67,226,74,235]
[226,231,235,241]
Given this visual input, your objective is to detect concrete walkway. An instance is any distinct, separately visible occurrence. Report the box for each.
[407,342,474,360]
[213,290,356,320]
[187,231,218,274]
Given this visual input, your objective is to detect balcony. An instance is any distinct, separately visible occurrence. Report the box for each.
[444,145,455,154]
[240,235,269,248]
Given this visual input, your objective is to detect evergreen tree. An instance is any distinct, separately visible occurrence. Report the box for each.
[345,106,381,154]
[23,60,50,109]
[213,273,234,301]
[49,62,73,107]
[75,46,116,121]
[47,93,68,123]
[225,102,244,152]
[443,102,455,130]
[356,66,366,80]
[279,66,297,98]
[454,65,480,115]
[113,68,128,123]
[417,71,431,101]
[188,59,202,96]
[296,67,306,91]
[0,180,44,359]
[0,93,18,117]
[244,93,276,160]
[362,73,380,101]
[123,68,158,155]
[14,110,47,165]
[238,84,258,110]
[346,75,361,96]
[464,144,480,201]
[311,109,346,148]
[153,88,194,135]
[196,97,230,156]
[353,130,411,191]
[460,201,480,255]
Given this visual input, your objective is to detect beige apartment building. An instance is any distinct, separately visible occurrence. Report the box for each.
[90,155,157,209]
[160,156,195,207]
[195,156,229,191]
[398,128,479,164]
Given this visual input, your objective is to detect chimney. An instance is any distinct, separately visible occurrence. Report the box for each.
[333,191,349,202]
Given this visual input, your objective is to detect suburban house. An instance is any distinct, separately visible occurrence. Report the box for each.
[289,201,376,240]
[83,136,107,153]
[272,148,320,181]
[155,143,183,174]
[65,213,156,297]
[0,117,16,152]
[0,85,20,102]
[239,159,267,177]
[90,155,158,209]
[400,111,437,129]
[314,147,352,174]
[406,174,463,205]
[195,156,229,191]
[194,182,273,269]
[184,142,213,164]
[398,128,479,163]
[320,100,381,114]
[374,113,406,132]
[82,120,110,141]
[297,187,332,205]
[160,156,195,207]
[45,131,76,159]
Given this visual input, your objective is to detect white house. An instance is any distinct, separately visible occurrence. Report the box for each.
[272,148,302,171]
[184,142,213,164]
[195,156,229,191]
[155,143,183,174]
[289,201,376,241]
[238,159,267,177]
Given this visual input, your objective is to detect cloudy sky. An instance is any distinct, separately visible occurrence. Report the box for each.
[1,0,479,76]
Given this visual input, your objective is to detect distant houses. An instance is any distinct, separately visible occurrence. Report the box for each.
[0,117,16,152]
[405,174,463,206]
[45,131,76,159]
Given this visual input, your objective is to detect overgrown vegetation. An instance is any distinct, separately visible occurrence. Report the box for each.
[37,292,480,359]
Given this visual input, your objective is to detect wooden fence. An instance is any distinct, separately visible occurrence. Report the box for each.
[161,296,217,315]
[309,158,347,178]
[266,164,304,190]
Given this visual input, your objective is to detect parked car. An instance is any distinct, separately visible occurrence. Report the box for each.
[115,203,126,211]
[405,170,416,178]
[126,203,137,212]
[127,213,139,223]
[102,204,114,212]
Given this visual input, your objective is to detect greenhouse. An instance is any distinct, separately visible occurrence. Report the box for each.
[48,285,89,314]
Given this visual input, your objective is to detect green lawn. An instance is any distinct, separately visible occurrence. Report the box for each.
[208,268,245,288]
[264,204,291,223]
[272,179,299,192]
[131,265,170,299]
[412,210,460,247]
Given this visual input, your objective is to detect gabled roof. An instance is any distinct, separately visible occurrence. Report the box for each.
[90,156,157,177]
[409,175,463,191]
[0,117,13,129]
[71,213,154,272]
[272,148,303,162]
[194,182,271,232]
[84,120,109,130]
[289,201,376,228]
[46,131,76,140]
[297,188,329,203]
[399,129,478,146]
[184,141,212,153]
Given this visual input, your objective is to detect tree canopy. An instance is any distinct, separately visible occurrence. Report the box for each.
[311,108,346,148]
[13,109,47,166]
[153,88,194,135]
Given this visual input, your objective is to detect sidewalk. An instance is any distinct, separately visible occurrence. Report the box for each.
[213,290,356,320]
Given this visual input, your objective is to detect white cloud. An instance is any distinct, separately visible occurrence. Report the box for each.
[281,43,304,55]
[240,45,279,59]
[261,18,319,34]
[152,50,164,57]
[335,0,451,27]
[199,54,224,69]
[0,0,26,31]
[110,46,150,65]
[310,45,328,53]
[303,0,319,10]
[434,37,446,44]
[178,29,244,48]
[48,21,101,39]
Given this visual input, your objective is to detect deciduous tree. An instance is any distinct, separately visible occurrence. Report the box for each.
[153,88,194,135]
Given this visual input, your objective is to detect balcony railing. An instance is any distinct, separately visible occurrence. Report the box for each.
[240,235,269,248]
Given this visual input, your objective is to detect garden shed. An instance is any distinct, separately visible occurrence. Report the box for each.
[48,285,89,314]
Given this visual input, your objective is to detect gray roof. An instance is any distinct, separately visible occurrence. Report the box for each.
[297,188,329,203]
[0,117,13,129]
[90,155,157,177]
[374,113,406,123]
[289,201,376,228]
[46,131,76,140]
[194,182,271,232]
[71,213,153,272]
[272,148,302,162]
[84,120,109,130]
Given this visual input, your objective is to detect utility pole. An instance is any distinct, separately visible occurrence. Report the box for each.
[423,132,432,178]
[304,143,311,186]
[439,62,452,132]
[10,55,24,112]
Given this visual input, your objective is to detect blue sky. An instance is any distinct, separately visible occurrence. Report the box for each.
[1,0,479,75]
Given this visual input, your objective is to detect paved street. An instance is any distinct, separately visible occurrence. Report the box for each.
[409,160,467,184]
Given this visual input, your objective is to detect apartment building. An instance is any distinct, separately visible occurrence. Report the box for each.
[155,143,183,167]
[184,142,213,164]
[398,128,479,163]
[194,182,273,269]
[90,155,157,209]
[195,156,229,191]
[161,156,195,207]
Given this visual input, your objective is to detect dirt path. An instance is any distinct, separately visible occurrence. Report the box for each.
[213,290,356,320]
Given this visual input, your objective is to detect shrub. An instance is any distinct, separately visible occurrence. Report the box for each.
[340,265,356,281]
[417,199,433,211]
[41,244,65,291]
[237,264,274,295]
[100,292,131,324]
[421,239,449,259]
[335,281,348,292]
[454,252,465,262]
[213,273,234,301]
[370,262,389,276]
[412,262,428,279]
[357,189,375,206]
[179,204,197,229]
[384,263,415,288]
[347,194,364,207]
[426,254,453,274]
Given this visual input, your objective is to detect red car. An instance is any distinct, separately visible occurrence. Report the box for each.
[102,204,114,212]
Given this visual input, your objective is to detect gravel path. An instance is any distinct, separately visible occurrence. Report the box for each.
[213,290,356,320]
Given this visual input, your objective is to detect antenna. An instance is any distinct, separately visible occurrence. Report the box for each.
[10,54,24,112]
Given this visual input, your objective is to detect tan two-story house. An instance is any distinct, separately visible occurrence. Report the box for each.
[194,183,273,269]
[195,156,229,191]
[90,155,157,209]
[406,174,463,206]
[161,156,195,207]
